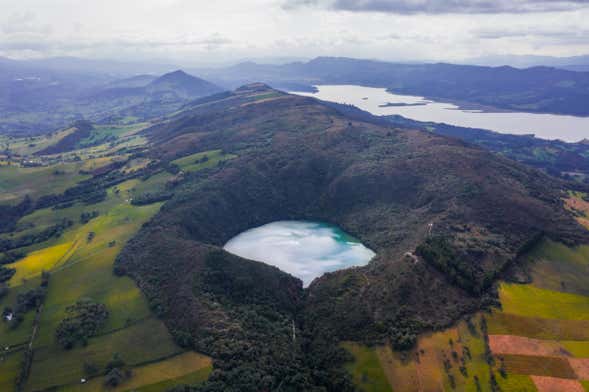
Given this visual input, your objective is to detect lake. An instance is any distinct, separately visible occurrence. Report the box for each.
[293,85,589,142]
[224,221,375,287]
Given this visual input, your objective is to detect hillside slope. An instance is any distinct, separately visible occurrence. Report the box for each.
[115,84,588,390]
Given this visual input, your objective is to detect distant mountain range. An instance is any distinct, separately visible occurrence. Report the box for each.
[0,66,223,135]
[2,55,589,136]
[465,54,589,71]
[200,57,589,116]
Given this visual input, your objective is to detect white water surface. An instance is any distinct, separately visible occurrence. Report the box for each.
[293,85,589,142]
[224,221,375,286]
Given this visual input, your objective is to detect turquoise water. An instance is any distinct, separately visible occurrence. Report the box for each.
[224,221,375,286]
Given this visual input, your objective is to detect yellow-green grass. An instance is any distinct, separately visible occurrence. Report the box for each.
[28,318,183,391]
[171,149,236,173]
[121,158,152,174]
[496,374,537,391]
[1,127,76,156]
[20,187,174,390]
[561,341,589,358]
[131,171,172,197]
[78,124,146,148]
[7,242,76,286]
[345,314,502,392]
[582,380,589,391]
[33,201,161,346]
[341,342,391,392]
[133,366,211,392]
[0,350,24,391]
[487,312,589,341]
[526,240,589,296]
[499,283,589,321]
[0,161,90,205]
[60,351,212,392]
[0,278,42,347]
[501,354,577,379]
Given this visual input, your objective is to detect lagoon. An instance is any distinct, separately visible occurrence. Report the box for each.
[293,85,589,142]
[224,221,375,287]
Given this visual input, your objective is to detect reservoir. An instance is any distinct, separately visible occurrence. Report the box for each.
[224,221,375,287]
[293,85,589,142]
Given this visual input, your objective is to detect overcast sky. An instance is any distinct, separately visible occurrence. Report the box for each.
[1,0,588,65]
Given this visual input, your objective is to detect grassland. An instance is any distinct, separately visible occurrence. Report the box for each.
[341,342,390,392]
[499,283,589,321]
[0,132,216,390]
[171,149,236,173]
[61,351,212,392]
[343,313,522,392]
[7,242,76,285]
[0,162,90,205]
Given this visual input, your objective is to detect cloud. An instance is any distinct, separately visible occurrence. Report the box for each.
[1,12,52,35]
[284,0,589,14]
[474,26,589,43]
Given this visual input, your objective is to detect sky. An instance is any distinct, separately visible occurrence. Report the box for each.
[1,0,588,65]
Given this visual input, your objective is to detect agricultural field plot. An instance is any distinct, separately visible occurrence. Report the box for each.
[523,239,589,296]
[344,314,531,392]
[498,283,589,321]
[28,318,183,391]
[171,149,237,173]
[0,127,77,156]
[344,238,589,391]
[484,239,589,391]
[341,342,391,392]
[0,144,221,390]
[0,162,90,205]
[77,124,148,148]
[0,350,25,391]
[61,351,212,392]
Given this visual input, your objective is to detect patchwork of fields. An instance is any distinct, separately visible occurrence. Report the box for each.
[0,133,221,391]
[343,193,589,392]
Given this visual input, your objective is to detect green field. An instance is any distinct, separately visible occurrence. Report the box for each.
[499,283,589,321]
[171,149,236,173]
[343,238,589,392]
[61,351,212,392]
[341,342,390,392]
[0,162,90,205]
[0,128,217,390]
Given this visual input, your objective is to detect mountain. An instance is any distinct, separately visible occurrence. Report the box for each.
[144,70,222,99]
[466,54,589,71]
[203,57,589,116]
[87,70,224,122]
[4,56,178,77]
[104,74,157,89]
[0,67,223,136]
[113,84,588,390]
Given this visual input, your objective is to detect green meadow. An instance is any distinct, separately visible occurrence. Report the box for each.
[0,131,219,390]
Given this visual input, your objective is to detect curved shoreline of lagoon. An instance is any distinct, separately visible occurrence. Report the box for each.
[224,221,375,287]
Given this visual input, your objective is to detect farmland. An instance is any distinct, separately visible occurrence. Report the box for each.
[343,197,589,392]
[0,125,216,391]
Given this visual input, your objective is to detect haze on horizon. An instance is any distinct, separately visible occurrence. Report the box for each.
[1,0,589,66]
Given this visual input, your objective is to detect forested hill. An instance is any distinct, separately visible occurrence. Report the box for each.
[115,84,589,390]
